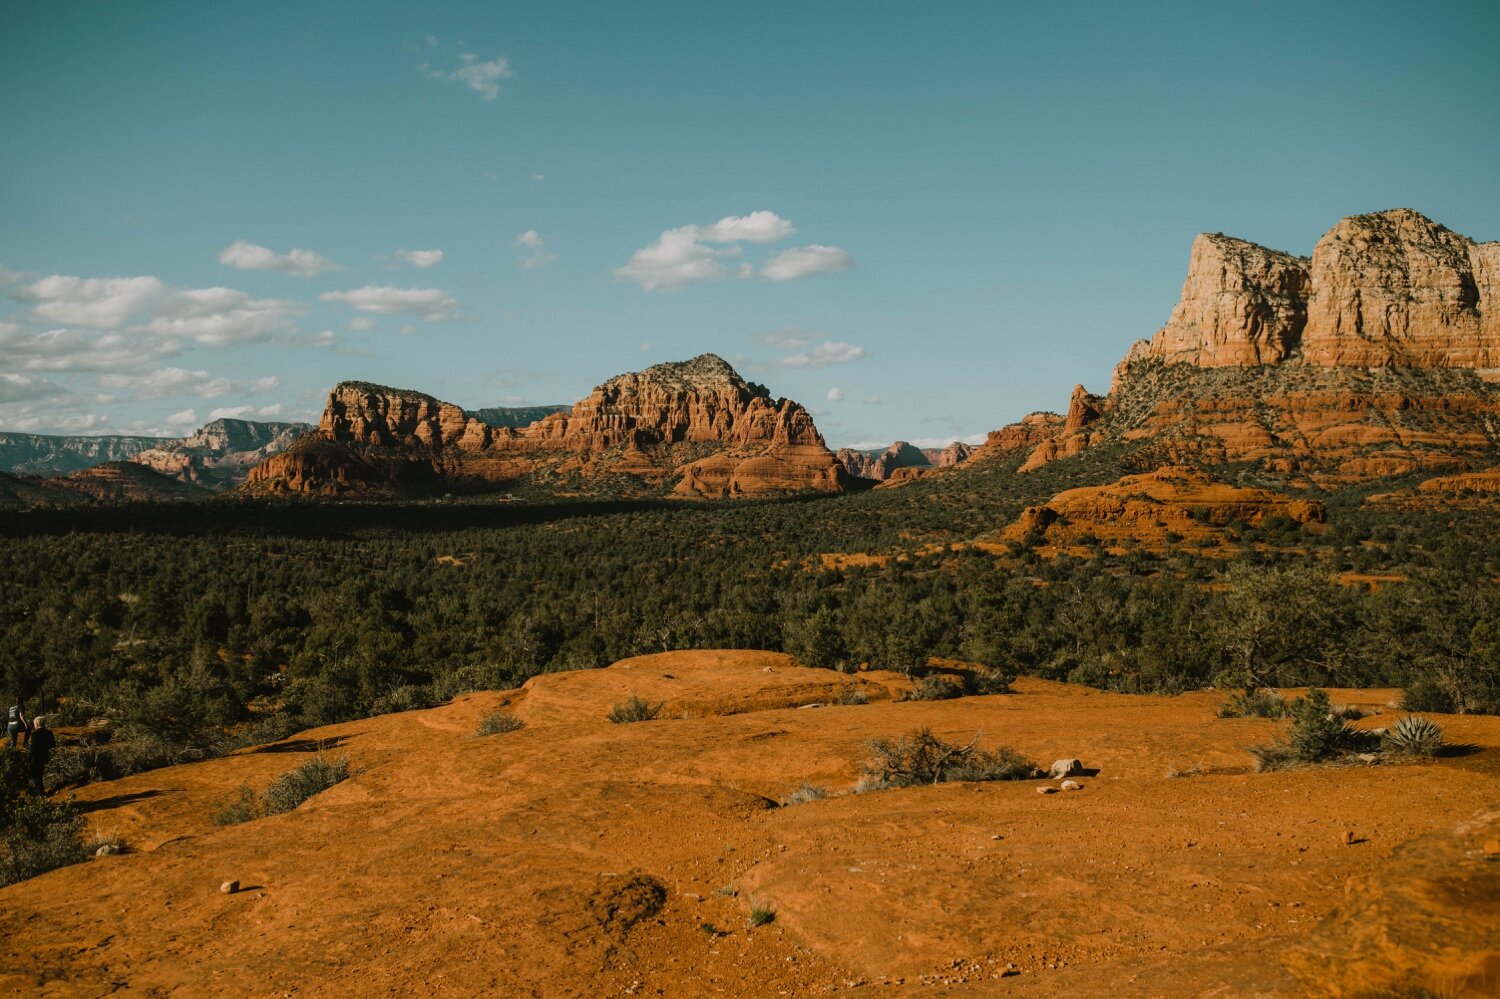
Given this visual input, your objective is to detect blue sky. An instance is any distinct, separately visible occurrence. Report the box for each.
[2,1,1497,447]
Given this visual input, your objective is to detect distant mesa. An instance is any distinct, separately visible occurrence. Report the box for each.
[245,354,860,499]
[0,418,312,491]
[0,462,209,509]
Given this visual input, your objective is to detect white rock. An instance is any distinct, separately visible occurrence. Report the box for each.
[1049,758,1085,778]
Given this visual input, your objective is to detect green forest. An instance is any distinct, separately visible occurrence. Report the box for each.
[4,445,1499,785]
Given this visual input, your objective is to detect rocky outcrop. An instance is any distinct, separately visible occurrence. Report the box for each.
[0,462,211,507]
[928,442,974,467]
[1006,209,1500,483]
[835,441,930,481]
[246,355,856,499]
[984,467,1325,550]
[1301,209,1500,367]
[1141,234,1310,367]
[132,419,309,488]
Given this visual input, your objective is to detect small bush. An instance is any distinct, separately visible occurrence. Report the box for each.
[208,713,300,757]
[369,683,435,716]
[902,676,963,701]
[1248,688,1372,770]
[472,710,526,737]
[1381,715,1444,758]
[1400,676,1456,714]
[782,784,828,806]
[860,729,1039,789]
[83,823,127,855]
[261,753,351,816]
[748,903,776,928]
[835,684,869,706]
[212,785,261,826]
[960,668,1014,696]
[0,796,86,887]
[607,696,663,724]
[1218,689,1288,719]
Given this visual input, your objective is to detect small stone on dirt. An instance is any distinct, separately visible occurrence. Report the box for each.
[1037,786,1058,794]
[219,880,239,894]
[1483,838,1500,856]
[1049,759,1085,778]
[1060,780,1083,791]
[94,844,119,857]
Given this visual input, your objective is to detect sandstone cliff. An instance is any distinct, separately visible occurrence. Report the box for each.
[132,419,309,488]
[1010,209,1500,484]
[246,355,856,499]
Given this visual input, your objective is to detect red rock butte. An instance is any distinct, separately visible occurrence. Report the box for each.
[246,354,858,498]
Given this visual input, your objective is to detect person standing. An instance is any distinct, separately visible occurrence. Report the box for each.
[27,716,55,795]
[6,699,28,750]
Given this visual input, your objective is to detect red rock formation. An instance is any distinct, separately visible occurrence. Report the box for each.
[246,355,856,499]
[834,441,930,482]
[983,466,1324,550]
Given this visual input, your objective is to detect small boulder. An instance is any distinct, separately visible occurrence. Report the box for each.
[1059,780,1083,791]
[1037,786,1059,795]
[220,880,240,895]
[1049,759,1085,778]
[1483,838,1500,857]
[94,844,119,857]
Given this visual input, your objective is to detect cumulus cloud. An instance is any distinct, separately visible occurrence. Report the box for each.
[347,316,375,332]
[251,375,280,392]
[774,340,867,369]
[514,230,557,269]
[437,53,513,100]
[98,367,232,400]
[395,248,444,269]
[320,285,458,320]
[0,406,112,434]
[0,326,178,374]
[826,387,844,402]
[615,212,852,292]
[166,408,199,427]
[17,275,166,329]
[703,211,795,244]
[761,244,856,282]
[137,287,303,346]
[0,373,65,404]
[217,240,339,278]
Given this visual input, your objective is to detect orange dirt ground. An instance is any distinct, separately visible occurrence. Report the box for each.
[4,651,1497,998]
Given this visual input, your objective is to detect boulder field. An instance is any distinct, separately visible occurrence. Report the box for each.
[5,651,1497,997]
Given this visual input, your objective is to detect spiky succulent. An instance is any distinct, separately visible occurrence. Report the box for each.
[1381,715,1444,758]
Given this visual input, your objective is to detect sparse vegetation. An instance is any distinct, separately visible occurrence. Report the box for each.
[1248,688,1375,771]
[748,902,776,927]
[835,683,869,705]
[1381,715,1444,758]
[1217,688,1288,719]
[859,729,1039,789]
[472,709,526,737]
[212,785,261,827]
[262,753,351,815]
[781,784,828,806]
[902,675,963,701]
[607,696,664,724]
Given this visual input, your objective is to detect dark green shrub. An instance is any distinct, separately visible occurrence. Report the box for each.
[0,796,86,887]
[607,696,663,724]
[472,710,526,737]
[212,785,260,826]
[1217,689,1288,719]
[748,903,776,927]
[1400,676,1456,714]
[781,784,828,806]
[835,683,869,705]
[261,753,351,815]
[1381,715,1444,758]
[902,675,963,701]
[960,668,1014,696]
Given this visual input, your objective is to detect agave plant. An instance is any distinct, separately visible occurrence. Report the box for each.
[1381,715,1444,758]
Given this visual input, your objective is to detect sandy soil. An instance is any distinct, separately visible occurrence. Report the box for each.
[3,651,1496,997]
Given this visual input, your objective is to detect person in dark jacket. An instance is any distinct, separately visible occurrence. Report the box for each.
[27,716,55,795]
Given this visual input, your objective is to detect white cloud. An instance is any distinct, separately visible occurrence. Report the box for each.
[531,173,545,182]
[440,53,513,101]
[826,387,844,402]
[703,211,795,244]
[0,326,178,374]
[166,408,199,427]
[139,287,303,346]
[310,330,339,348]
[217,240,339,278]
[209,403,285,420]
[251,376,280,392]
[395,248,444,269]
[321,285,458,320]
[0,406,112,434]
[514,230,557,269]
[426,34,438,48]
[0,373,65,404]
[761,244,856,282]
[614,225,730,292]
[640,341,653,352]
[18,274,165,329]
[775,340,867,369]
[99,367,232,400]
[347,316,375,332]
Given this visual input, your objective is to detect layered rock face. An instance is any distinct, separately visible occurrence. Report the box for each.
[0,432,168,476]
[246,355,855,499]
[835,441,929,481]
[1301,209,1500,367]
[1143,234,1310,367]
[132,419,309,488]
[1011,209,1500,484]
